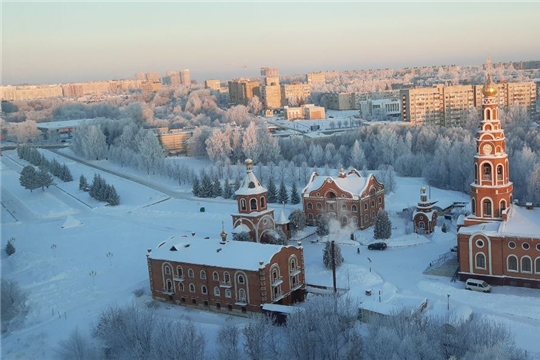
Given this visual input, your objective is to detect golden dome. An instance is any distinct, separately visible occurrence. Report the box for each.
[483,74,498,97]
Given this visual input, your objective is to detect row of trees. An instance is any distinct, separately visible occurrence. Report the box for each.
[55,294,528,360]
[19,165,53,192]
[81,174,120,206]
[17,146,73,182]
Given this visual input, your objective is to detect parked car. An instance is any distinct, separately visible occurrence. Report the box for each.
[368,242,387,251]
[465,278,491,293]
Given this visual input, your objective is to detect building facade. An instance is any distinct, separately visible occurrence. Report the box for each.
[284,104,325,120]
[413,187,438,235]
[229,78,260,106]
[281,82,311,106]
[302,168,385,230]
[147,234,306,315]
[205,79,221,90]
[306,73,326,85]
[457,74,540,288]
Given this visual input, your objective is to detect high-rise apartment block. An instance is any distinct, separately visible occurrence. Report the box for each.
[228,78,260,106]
[205,79,221,90]
[325,93,357,110]
[260,85,282,109]
[281,82,311,106]
[163,70,191,86]
[260,67,279,77]
[401,81,537,126]
[306,72,326,85]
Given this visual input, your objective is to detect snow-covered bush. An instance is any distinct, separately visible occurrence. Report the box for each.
[323,241,343,269]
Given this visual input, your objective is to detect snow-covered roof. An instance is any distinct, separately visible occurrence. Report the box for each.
[231,209,274,218]
[36,119,99,130]
[360,293,427,316]
[276,209,289,225]
[235,159,267,196]
[261,303,304,314]
[148,238,299,271]
[459,205,540,238]
[412,210,436,221]
[302,169,376,200]
[232,223,250,234]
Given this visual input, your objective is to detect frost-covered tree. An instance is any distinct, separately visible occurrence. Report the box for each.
[242,122,259,162]
[55,327,96,360]
[233,232,252,242]
[200,172,213,198]
[192,175,201,197]
[278,180,289,204]
[349,140,366,170]
[79,174,88,191]
[206,128,232,163]
[247,96,263,115]
[267,178,278,203]
[136,129,164,175]
[288,209,306,233]
[377,164,396,194]
[19,165,40,192]
[268,228,288,245]
[215,319,241,360]
[290,182,300,204]
[212,174,222,198]
[222,178,233,199]
[374,209,391,240]
[317,213,332,236]
[1,279,28,331]
[323,241,343,269]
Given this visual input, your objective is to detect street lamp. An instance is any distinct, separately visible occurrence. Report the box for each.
[368,257,372,273]
[447,294,450,311]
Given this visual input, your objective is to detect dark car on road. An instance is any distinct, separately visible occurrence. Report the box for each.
[368,242,387,250]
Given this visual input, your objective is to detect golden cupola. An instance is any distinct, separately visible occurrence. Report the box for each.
[483,74,498,97]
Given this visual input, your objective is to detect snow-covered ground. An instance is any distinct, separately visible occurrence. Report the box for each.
[1,149,540,359]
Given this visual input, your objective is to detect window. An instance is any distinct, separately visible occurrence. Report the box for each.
[308,203,313,210]
[497,165,503,180]
[523,243,530,250]
[214,287,220,296]
[521,257,532,273]
[537,244,540,251]
[371,200,375,207]
[535,258,540,274]
[500,200,506,216]
[378,197,382,204]
[507,255,518,272]
[189,283,195,293]
[201,285,208,295]
[178,283,184,291]
[352,205,357,212]
[213,271,219,281]
[164,266,171,275]
[308,213,313,221]
[471,198,476,215]
[317,203,322,210]
[341,216,347,224]
[204,301,209,307]
[238,288,246,301]
[342,204,347,211]
[509,241,516,249]
[482,163,492,180]
[328,203,334,211]
[188,268,194,278]
[241,199,246,211]
[475,253,486,269]
[225,289,232,298]
[476,240,484,248]
[181,297,186,303]
[200,270,206,279]
[483,200,492,217]
[364,203,368,210]
[238,275,245,284]
[260,196,265,208]
[192,299,197,305]
[224,272,230,284]
[176,266,183,277]
[166,280,173,292]
[250,198,257,210]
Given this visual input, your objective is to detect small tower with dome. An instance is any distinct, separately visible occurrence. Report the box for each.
[413,186,438,235]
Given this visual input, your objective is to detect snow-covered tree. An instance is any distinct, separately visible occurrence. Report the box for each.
[267,178,278,203]
[233,232,252,242]
[242,122,259,162]
[317,213,332,236]
[349,140,366,170]
[1,279,28,330]
[192,175,201,197]
[79,175,88,191]
[374,209,391,239]
[19,165,40,192]
[136,129,164,175]
[222,178,233,199]
[290,182,300,204]
[288,209,306,233]
[323,241,343,269]
[278,180,289,204]
[214,319,241,360]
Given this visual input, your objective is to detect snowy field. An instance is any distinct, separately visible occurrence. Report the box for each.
[1,149,540,359]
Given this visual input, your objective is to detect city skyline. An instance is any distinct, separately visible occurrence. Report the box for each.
[3,2,540,86]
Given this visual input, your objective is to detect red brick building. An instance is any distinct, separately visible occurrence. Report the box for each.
[457,74,540,288]
[413,186,438,235]
[232,159,289,242]
[302,168,385,230]
[147,232,306,315]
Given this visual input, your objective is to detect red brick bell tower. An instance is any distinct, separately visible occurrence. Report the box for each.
[464,73,513,226]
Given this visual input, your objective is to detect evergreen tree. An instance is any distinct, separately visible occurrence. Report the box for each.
[267,178,278,203]
[5,238,16,256]
[288,209,307,233]
[232,177,241,200]
[222,178,232,199]
[290,182,300,204]
[316,213,332,236]
[79,175,89,191]
[107,185,120,206]
[36,168,53,190]
[61,164,73,182]
[278,180,289,204]
[323,241,343,269]
[192,175,201,197]
[374,209,392,240]
[212,175,222,198]
[19,165,40,192]
[233,232,252,242]
[200,173,213,198]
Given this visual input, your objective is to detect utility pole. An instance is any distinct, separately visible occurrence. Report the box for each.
[331,240,337,294]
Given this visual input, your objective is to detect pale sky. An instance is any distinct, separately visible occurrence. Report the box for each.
[2,2,540,85]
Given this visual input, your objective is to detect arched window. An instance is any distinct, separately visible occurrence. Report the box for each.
[483,163,492,181]
[250,198,257,210]
[365,215,369,222]
[327,191,336,199]
[475,253,486,269]
[342,204,347,211]
[328,203,334,211]
[289,257,297,271]
[178,283,184,291]
[272,268,279,282]
[214,287,220,296]
[189,283,195,293]
[342,216,348,224]
[507,255,518,272]
[316,203,322,210]
[176,266,183,277]
[500,200,507,217]
[241,199,246,211]
[364,203,368,210]
[201,285,208,295]
[188,268,194,278]
[307,203,313,210]
[352,205,357,212]
[474,164,478,182]
[164,265,171,275]
[521,257,532,273]
[535,258,540,274]
[225,289,232,298]
[260,196,265,208]
[200,270,206,280]
[497,165,503,181]
[238,275,245,284]
[166,279,173,292]
[483,199,492,217]
[238,288,246,301]
[224,272,230,284]
[213,271,219,281]
[471,198,476,215]
[308,213,313,221]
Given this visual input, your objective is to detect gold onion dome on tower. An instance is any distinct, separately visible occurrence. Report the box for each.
[483,74,498,97]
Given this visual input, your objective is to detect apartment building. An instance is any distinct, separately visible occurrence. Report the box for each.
[284,104,325,120]
[325,93,357,110]
[228,78,260,106]
[306,73,326,85]
[281,82,311,106]
[260,67,279,77]
[260,85,282,109]
[400,87,444,126]
[205,79,221,90]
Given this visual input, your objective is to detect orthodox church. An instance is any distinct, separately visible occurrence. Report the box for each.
[231,159,290,243]
[457,73,540,288]
[413,187,438,235]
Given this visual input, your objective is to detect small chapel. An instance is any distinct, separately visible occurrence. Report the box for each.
[457,70,540,288]
[231,159,290,243]
[413,187,438,235]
